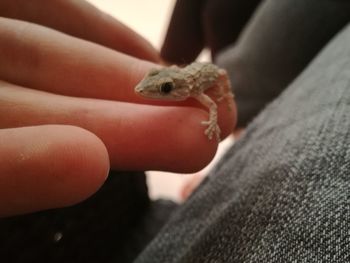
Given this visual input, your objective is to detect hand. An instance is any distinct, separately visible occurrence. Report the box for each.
[0,0,236,217]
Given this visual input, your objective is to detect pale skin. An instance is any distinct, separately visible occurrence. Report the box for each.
[0,0,236,217]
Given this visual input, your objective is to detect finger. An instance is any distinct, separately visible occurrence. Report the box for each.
[0,81,236,172]
[0,0,160,62]
[161,0,206,64]
[0,17,154,102]
[0,17,233,109]
[0,125,109,217]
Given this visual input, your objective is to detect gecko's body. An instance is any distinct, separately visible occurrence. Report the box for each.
[135,62,233,141]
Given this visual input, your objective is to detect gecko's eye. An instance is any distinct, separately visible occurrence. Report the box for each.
[160,82,174,94]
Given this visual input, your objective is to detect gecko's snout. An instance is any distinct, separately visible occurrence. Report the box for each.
[134,84,144,94]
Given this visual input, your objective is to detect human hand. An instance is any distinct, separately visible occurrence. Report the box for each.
[0,0,236,217]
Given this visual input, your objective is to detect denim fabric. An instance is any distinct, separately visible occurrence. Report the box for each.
[216,0,350,127]
[136,17,350,263]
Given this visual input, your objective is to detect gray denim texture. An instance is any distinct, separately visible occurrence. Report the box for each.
[136,1,350,262]
[217,0,350,127]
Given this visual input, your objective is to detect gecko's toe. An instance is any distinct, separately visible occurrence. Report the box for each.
[201,120,210,126]
[203,124,220,141]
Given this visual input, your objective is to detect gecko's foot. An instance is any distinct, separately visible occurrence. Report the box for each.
[201,120,221,141]
[216,95,224,102]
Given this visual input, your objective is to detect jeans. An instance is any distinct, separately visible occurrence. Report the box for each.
[136,0,350,262]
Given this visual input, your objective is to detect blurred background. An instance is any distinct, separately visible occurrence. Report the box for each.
[86,0,175,50]
[86,0,234,201]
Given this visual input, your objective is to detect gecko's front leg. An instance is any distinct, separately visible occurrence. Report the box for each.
[194,93,221,141]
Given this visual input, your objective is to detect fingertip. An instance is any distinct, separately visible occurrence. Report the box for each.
[174,110,219,172]
[0,125,110,217]
[55,125,110,206]
[116,106,219,173]
[144,102,236,173]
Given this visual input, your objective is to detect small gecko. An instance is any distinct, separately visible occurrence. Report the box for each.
[134,62,233,141]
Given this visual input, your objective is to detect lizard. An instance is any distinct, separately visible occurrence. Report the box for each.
[134,62,234,141]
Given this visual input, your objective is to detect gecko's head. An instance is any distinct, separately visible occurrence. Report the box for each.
[135,67,190,101]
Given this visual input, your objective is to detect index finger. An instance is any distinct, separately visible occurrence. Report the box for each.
[0,17,153,103]
[0,0,160,62]
[0,81,236,172]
